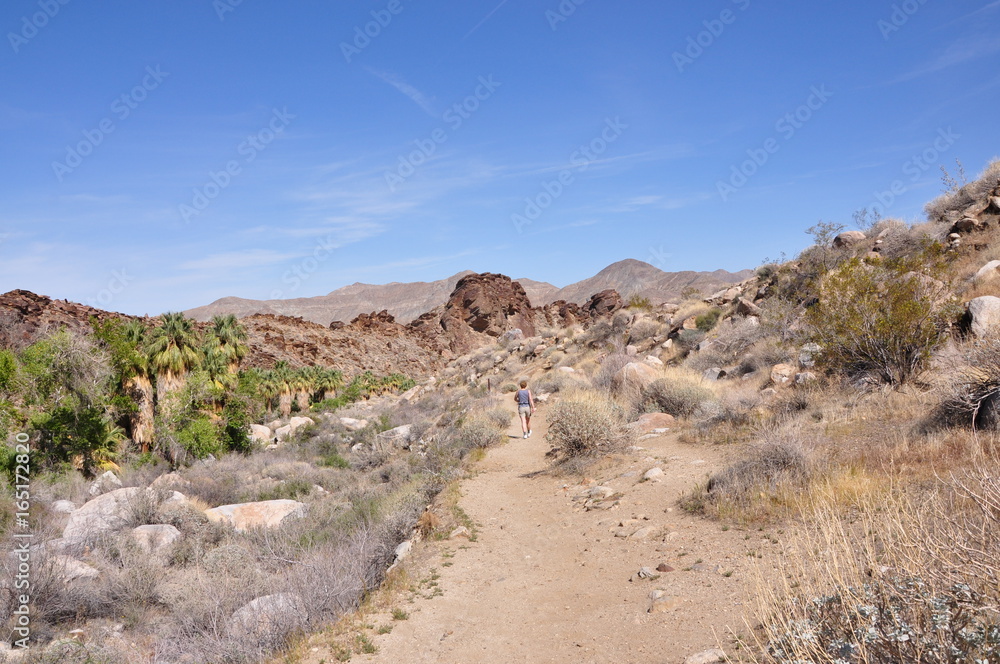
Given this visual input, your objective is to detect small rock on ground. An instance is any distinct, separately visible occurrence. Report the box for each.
[684,648,727,664]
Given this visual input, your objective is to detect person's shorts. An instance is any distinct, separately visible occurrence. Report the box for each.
[518,405,531,416]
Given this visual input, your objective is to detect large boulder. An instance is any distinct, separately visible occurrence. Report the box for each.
[735,297,762,317]
[63,487,149,543]
[378,424,415,449]
[975,260,1000,282]
[967,296,1000,337]
[288,416,314,434]
[249,424,272,444]
[131,524,182,555]
[611,362,660,393]
[339,417,368,431]
[50,500,77,514]
[204,500,306,532]
[833,230,866,248]
[47,555,100,584]
[586,289,624,318]
[228,593,307,641]
[88,471,123,497]
[150,472,193,493]
[630,412,676,433]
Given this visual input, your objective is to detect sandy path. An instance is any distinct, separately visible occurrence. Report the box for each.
[312,399,761,664]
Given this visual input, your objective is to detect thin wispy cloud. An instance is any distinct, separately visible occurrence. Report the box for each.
[178,249,302,272]
[463,0,509,41]
[945,0,1000,26]
[365,68,438,118]
[331,248,484,278]
[889,34,1000,83]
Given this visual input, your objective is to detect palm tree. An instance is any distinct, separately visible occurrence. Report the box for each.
[257,368,279,415]
[272,361,294,417]
[291,367,315,413]
[148,312,202,414]
[202,346,237,412]
[121,320,155,452]
[206,314,249,373]
[316,368,344,402]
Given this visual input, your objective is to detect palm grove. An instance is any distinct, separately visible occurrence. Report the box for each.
[0,312,414,476]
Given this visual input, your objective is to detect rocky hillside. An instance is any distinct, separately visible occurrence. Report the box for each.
[551,260,753,306]
[185,271,480,326]
[1,273,624,378]
[185,260,749,326]
[408,273,624,355]
[0,290,442,379]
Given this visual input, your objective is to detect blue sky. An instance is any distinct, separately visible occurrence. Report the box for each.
[1,0,998,316]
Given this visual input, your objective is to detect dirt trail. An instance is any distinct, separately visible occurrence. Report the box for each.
[311,399,764,664]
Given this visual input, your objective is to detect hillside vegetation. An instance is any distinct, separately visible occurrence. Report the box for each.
[1,158,999,662]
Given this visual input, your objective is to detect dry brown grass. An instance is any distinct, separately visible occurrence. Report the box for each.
[747,465,1000,663]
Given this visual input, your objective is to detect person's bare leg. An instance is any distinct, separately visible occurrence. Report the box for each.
[519,412,528,435]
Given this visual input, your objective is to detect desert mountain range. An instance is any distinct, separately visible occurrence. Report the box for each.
[184,259,752,326]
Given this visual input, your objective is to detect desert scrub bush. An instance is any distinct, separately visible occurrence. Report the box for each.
[628,318,663,344]
[626,294,653,310]
[695,308,723,332]
[925,157,1000,222]
[682,439,811,520]
[685,317,769,371]
[675,328,706,353]
[579,320,614,348]
[454,415,505,453]
[734,339,793,377]
[750,469,1000,664]
[546,390,634,461]
[533,373,573,394]
[592,352,631,391]
[931,339,1000,431]
[643,377,713,418]
[806,257,957,386]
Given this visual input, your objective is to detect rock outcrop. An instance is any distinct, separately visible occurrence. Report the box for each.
[967,296,1000,337]
[63,487,150,543]
[204,499,306,531]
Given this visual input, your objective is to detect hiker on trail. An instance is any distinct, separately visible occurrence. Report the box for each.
[514,380,535,439]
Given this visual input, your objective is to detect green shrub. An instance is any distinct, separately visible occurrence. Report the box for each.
[806,258,956,385]
[643,378,713,418]
[177,417,221,459]
[695,308,722,332]
[320,452,350,469]
[0,349,18,393]
[30,406,122,476]
[626,295,653,310]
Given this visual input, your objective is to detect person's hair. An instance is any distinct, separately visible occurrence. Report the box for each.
[520,380,527,388]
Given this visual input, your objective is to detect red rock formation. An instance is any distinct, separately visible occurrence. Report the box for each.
[1,273,625,378]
